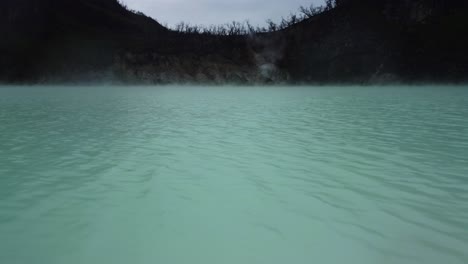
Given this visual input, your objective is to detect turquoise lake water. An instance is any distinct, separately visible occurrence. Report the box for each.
[0,86,467,264]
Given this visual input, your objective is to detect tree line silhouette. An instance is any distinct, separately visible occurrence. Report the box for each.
[117,0,339,36]
[171,1,338,35]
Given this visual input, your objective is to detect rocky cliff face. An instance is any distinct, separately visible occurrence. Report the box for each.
[1,0,467,84]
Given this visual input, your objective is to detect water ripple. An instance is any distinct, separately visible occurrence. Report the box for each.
[0,86,467,264]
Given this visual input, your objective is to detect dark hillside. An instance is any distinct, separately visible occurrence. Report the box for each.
[1,0,467,84]
[0,0,167,82]
[278,0,468,83]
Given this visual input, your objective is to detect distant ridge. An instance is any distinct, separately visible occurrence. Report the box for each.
[1,0,467,84]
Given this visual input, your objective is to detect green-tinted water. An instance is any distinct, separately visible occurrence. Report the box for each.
[0,86,467,264]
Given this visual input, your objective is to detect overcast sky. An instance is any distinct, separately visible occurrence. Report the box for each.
[122,0,325,27]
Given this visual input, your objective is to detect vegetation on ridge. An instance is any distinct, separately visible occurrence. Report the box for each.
[169,2,338,36]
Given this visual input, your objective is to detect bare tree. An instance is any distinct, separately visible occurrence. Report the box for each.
[325,0,336,10]
[266,19,277,32]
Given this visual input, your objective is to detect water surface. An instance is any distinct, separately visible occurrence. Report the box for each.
[1,86,467,264]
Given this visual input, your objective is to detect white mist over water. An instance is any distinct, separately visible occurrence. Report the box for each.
[0,86,467,264]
